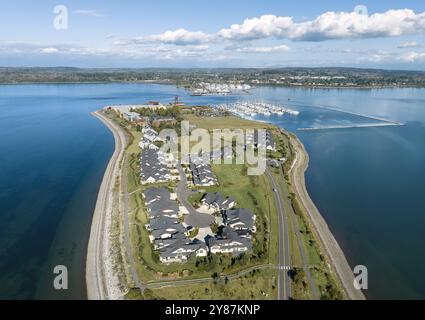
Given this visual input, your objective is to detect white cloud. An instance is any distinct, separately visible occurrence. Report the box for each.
[0,41,213,61]
[362,51,395,63]
[401,51,425,62]
[359,50,425,64]
[397,41,418,48]
[40,47,59,54]
[235,44,290,53]
[118,29,210,46]
[217,9,425,42]
[74,10,105,17]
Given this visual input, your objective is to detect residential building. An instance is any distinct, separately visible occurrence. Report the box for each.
[189,156,217,186]
[159,239,208,263]
[140,149,172,184]
[200,192,236,213]
[223,208,256,232]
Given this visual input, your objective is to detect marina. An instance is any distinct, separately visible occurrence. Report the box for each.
[190,83,251,96]
[216,102,300,117]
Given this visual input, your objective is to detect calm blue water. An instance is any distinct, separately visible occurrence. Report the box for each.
[0,84,424,299]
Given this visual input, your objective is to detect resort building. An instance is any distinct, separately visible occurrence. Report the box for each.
[246,130,276,151]
[206,207,256,255]
[159,239,208,263]
[223,208,256,232]
[188,156,217,186]
[143,187,180,219]
[142,126,163,143]
[206,232,252,255]
[140,149,172,184]
[142,187,208,264]
[200,192,237,213]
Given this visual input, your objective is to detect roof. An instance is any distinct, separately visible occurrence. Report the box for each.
[202,192,236,210]
[159,238,207,259]
[140,149,171,183]
[143,187,179,218]
[224,208,255,230]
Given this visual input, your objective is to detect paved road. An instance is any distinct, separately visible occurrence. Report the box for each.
[265,168,291,300]
[175,162,215,228]
[277,167,319,299]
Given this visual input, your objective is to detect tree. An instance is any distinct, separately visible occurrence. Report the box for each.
[210,222,219,234]
[211,272,220,284]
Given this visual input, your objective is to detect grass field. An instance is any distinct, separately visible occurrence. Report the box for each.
[201,163,278,265]
[128,269,278,300]
[182,114,273,130]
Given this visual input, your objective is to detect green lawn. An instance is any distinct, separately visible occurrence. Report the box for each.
[127,269,278,300]
[205,163,278,265]
[182,114,273,130]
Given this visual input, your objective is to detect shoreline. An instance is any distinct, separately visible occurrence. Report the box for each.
[2,82,425,90]
[86,110,127,300]
[288,134,366,300]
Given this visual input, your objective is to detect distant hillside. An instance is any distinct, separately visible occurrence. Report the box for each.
[1,67,425,87]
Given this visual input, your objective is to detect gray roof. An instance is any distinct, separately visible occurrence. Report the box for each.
[206,234,252,252]
[189,157,217,186]
[144,188,179,218]
[152,224,187,239]
[224,208,255,230]
[159,238,207,260]
[140,149,171,183]
[149,217,179,230]
[202,192,236,210]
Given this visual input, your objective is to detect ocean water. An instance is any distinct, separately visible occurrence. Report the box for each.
[0,84,424,299]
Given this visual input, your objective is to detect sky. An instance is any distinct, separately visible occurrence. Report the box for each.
[1,0,425,69]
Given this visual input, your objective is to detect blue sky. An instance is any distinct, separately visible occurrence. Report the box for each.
[1,0,425,69]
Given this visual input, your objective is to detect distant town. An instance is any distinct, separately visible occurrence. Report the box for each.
[2,67,425,88]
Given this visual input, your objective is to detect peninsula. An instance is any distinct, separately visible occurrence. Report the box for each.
[86,103,365,300]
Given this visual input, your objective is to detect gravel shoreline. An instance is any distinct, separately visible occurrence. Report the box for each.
[289,135,366,300]
[86,111,127,300]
